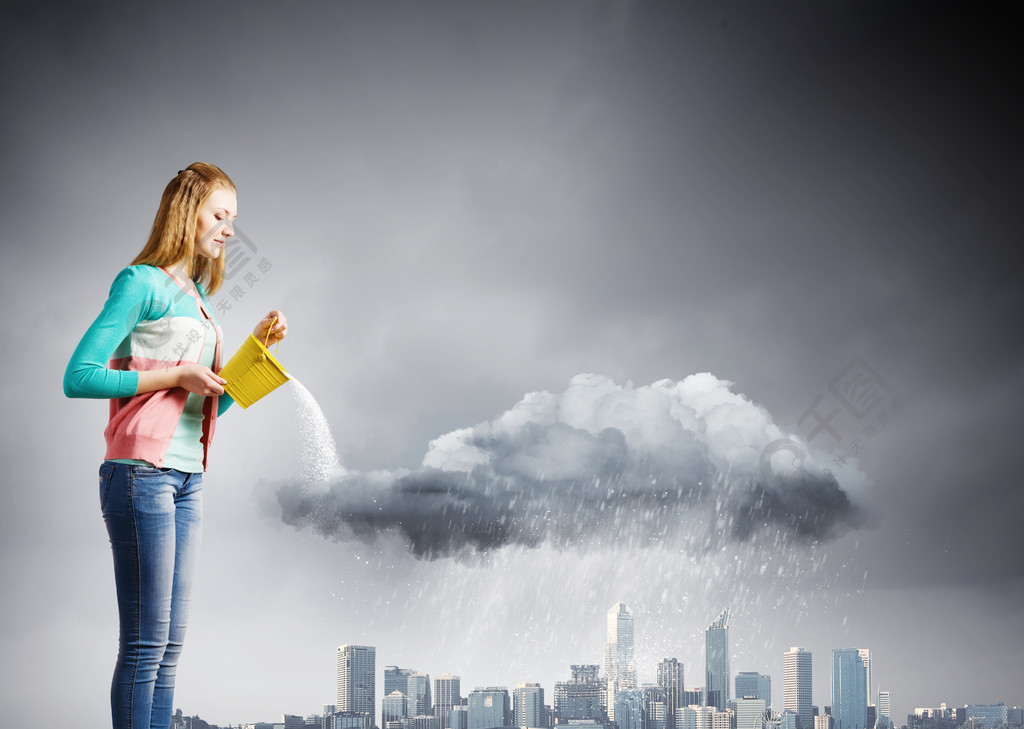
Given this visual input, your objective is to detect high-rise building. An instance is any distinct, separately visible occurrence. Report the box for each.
[735,673,771,706]
[322,706,337,729]
[605,602,637,721]
[469,687,511,729]
[436,674,463,727]
[735,699,767,729]
[409,673,433,717]
[385,667,415,728]
[784,648,813,729]
[876,692,891,729]
[683,688,704,709]
[338,645,376,720]
[831,649,867,729]
[614,689,646,729]
[966,704,1009,729]
[705,610,730,711]
[643,684,668,729]
[515,683,545,728]
[658,659,685,727]
[450,706,470,729]
[678,705,714,729]
[857,651,873,708]
[384,692,410,726]
[554,665,606,724]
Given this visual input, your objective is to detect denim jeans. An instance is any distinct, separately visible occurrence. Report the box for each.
[99,461,203,729]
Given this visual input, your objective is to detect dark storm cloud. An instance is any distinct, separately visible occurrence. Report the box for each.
[275,373,865,559]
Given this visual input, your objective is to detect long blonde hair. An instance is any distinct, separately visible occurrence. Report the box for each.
[132,162,236,296]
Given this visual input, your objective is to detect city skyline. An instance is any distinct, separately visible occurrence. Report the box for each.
[323,604,1016,729]
[286,624,1016,729]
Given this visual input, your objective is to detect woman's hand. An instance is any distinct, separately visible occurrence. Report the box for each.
[253,309,288,345]
[176,364,227,396]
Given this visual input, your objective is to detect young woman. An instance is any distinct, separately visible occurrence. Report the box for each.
[64,162,287,729]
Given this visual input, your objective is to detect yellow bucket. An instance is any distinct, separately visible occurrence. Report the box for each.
[218,325,291,409]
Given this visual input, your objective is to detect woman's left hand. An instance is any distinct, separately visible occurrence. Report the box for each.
[253,310,288,344]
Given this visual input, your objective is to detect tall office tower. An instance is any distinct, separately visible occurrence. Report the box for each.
[876,692,891,729]
[784,648,813,729]
[605,602,637,721]
[384,692,410,726]
[386,666,415,696]
[780,711,799,729]
[468,687,511,729]
[831,650,868,729]
[705,609,731,711]
[338,645,376,720]
[409,673,433,716]
[644,685,668,729]
[385,667,415,727]
[554,665,607,724]
[449,707,470,729]
[735,698,767,729]
[856,651,873,709]
[735,673,771,706]
[658,659,685,727]
[614,689,646,729]
[678,705,715,729]
[683,688,704,708]
[436,674,463,727]
[515,683,545,727]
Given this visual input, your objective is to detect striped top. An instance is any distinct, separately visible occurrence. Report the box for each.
[64,264,235,470]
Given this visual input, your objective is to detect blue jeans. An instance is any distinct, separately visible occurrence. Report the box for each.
[99,461,203,729]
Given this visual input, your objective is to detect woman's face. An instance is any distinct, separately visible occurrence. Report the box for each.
[194,186,237,260]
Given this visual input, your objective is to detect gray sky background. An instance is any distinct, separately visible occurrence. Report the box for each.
[2,2,1022,726]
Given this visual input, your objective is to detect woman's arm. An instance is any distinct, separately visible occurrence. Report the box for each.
[136,364,225,396]
[64,267,227,399]
[63,267,150,399]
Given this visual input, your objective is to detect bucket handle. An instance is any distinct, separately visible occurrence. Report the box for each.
[264,316,281,357]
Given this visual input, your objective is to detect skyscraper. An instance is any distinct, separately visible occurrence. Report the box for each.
[409,673,433,717]
[385,666,415,728]
[705,609,730,711]
[857,651,873,708]
[384,692,410,727]
[614,689,646,729]
[678,705,715,729]
[784,648,813,729]
[468,687,511,729]
[515,683,545,728]
[831,649,868,729]
[658,658,684,728]
[735,673,771,706]
[683,688,705,709]
[338,645,376,720]
[735,698,767,729]
[605,602,637,720]
[436,674,463,727]
[876,692,890,729]
[554,665,606,724]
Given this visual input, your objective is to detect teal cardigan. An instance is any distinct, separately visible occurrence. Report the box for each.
[64,265,234,469]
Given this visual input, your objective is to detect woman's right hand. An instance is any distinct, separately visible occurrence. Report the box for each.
[175,364,227,396]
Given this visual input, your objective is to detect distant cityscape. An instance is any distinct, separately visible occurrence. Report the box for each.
[171,603,1021,729]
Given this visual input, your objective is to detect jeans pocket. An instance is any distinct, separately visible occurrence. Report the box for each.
[98,462,115,511]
